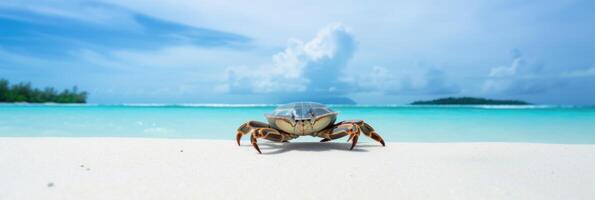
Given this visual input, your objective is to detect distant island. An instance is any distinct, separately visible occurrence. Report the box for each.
[411,97,530,105]
[0,79,87,103]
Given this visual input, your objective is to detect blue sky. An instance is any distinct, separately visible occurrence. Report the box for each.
[1,0,594,104]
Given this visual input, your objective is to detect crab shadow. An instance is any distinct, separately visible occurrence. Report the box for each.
[240,142,384,155]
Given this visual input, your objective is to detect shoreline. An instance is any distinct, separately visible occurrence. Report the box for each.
[2,103,591,108]
[1,138,594,200]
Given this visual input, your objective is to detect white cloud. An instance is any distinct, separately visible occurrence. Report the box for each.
[71,45,261,73]
[0,48,58,67]
[562,67,595,78]
[0,0,142,30]
[221,24,460,96]
[345,66,460,95]
[482,50,555,95]
[488,59,521,77]
[483,49,595,97]
[347,66,397,92]
[221,24,355,94]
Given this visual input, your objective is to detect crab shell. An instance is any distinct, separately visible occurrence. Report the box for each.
[265,102,338,135]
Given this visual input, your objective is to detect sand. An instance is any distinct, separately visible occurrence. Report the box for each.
[1,138,594,200]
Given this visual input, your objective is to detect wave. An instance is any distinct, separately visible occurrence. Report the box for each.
[329,104,587,109]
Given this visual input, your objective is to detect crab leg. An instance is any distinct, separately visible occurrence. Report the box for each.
[319,122,361,150]
[346,134,354,142]
[236,121,292,153]
[342,120,385,147]
[250,128,291,154]
[320,120,386,149]
[356,120,386,146]
[236,121,270,146]
[349,131,359,150]
[319,122,351,142]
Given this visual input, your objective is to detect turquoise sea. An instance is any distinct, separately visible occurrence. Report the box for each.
[1,104,594,144]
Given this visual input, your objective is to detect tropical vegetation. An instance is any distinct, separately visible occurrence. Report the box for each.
[0,79,87,103]
[411,97,530,105]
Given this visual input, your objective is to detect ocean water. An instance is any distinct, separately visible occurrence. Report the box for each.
[1,104,594,144]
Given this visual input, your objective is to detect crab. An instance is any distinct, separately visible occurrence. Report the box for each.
[236,102,386,153]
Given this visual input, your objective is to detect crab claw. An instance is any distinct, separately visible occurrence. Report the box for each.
[236,132,243,146]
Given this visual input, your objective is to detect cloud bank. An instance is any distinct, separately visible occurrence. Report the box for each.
[345,66,460,96]
[220,24,356,101]
[482,49,595,98]
[219,24,463,103]
[483,49,558,95]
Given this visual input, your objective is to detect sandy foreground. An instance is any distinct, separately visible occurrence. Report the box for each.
[1,138,594,200]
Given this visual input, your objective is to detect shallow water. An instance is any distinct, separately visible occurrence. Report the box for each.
[1,104,594,144]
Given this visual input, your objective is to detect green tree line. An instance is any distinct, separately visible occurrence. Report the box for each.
[411,97,530,105]
[0,79,87,103]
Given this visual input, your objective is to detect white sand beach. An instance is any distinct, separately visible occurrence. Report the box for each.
[1,138,594,200]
